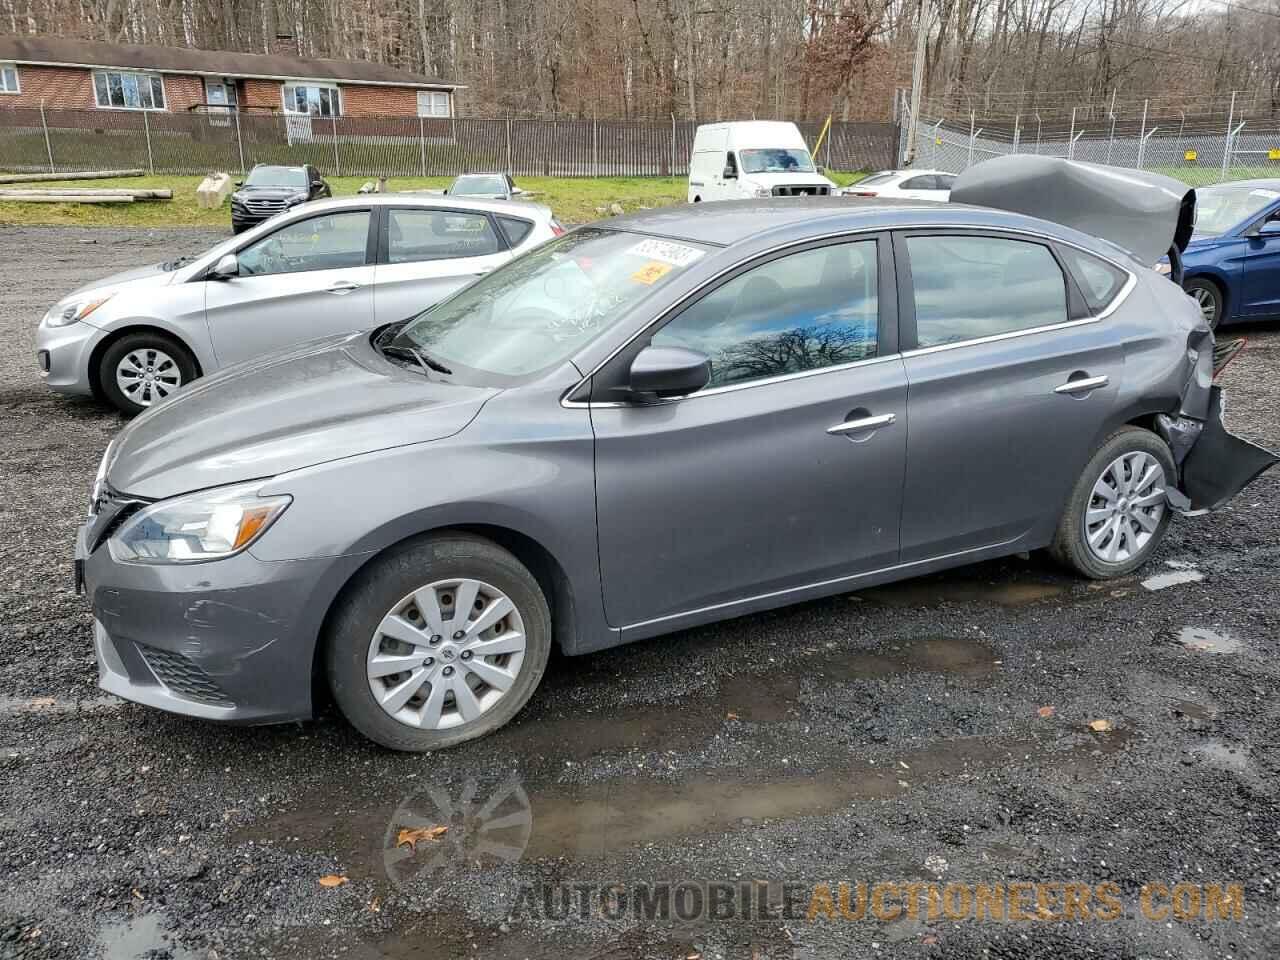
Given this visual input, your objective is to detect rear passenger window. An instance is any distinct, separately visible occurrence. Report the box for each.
[1058,246,1129,313]
[386,208,500,264]
[902,176,936,190]
[906,235,1068,348]
[497,216,534,248]
[653,240,878,389]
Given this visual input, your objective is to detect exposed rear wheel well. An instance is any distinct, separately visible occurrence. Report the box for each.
[87,325,201,400]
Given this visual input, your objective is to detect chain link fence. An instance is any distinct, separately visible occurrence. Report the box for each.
[899,98,1280,186]
[0,107,899,179]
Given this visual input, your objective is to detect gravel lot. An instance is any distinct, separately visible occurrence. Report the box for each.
[1,224,1279,960]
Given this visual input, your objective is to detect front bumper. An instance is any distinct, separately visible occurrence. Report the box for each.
[36,320,103,396]
[78,520,368,724]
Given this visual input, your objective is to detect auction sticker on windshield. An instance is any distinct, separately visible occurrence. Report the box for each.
[628,238,706,267]
[631,261,673,285]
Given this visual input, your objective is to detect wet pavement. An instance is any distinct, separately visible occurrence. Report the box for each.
[1,226,1279,959]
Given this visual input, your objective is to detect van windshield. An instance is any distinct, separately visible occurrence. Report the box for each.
[739,148,815,174]
[389,228,709,381]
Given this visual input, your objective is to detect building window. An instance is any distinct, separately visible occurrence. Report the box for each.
[282,83,340,117]
[0,64,18,94]
[417,90,451,117]
[93,70,165,110]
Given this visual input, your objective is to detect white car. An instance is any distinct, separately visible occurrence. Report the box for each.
[36,195,563,415]
[840,169,956,201]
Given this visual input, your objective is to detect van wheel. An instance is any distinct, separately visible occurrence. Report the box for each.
[692,196,701,202]
[98,331,197,416]
[326,532,551,752]
[1050,427,1175,579]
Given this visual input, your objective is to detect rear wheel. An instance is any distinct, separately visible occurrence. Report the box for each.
[98,331,197,416]
[1185,277,1224,330]
[1050,427,1175,579]
[326,533,551,752]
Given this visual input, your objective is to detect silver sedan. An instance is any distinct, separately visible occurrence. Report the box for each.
[36,194,562,415]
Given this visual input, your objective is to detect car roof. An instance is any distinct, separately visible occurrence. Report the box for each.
[595,197,1115,253]
[1198,178,1280,191]
[287,193,548,219]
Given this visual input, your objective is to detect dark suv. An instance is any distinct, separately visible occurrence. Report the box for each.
[230,164,331,233]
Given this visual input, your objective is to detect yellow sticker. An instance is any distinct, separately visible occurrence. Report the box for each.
[631,261,672,285]
[1184,149,1198,161]
[1269,148,1280,161]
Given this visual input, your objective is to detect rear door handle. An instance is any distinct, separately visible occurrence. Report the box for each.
[827,412,896,435]
[325,280,361,295]
[1054,374,1109,395]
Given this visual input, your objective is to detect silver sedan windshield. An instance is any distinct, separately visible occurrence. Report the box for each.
[392,228,709,378]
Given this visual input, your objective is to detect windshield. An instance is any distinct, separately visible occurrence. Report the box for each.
[739,148,816,175]
[390,228,709,380]
[452,176,508,196]
[1194,183,1280,236]
[245,166,308,189]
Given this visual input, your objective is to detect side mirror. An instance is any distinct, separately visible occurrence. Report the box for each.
[722,164,737,180]
[210,253,239,280]
[512,186,524,195]
[1259,216,1280,235]
[628,346,711,400]
[234,180,243,188]
[311,179,324,189]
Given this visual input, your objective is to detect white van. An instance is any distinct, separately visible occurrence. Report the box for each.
[687,121,836,202]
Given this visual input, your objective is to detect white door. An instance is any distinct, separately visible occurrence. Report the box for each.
[204,208,375,367]
[373,207,512,323]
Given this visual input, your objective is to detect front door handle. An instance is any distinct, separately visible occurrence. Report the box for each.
[1054,374,1109,395]
[325,280,361,295]
[827,412,896,436]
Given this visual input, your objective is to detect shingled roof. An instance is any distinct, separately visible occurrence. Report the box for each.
[0,35,462,89]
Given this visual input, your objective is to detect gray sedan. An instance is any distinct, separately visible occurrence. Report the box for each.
[76,162,1276,751]
[36,194,561,415]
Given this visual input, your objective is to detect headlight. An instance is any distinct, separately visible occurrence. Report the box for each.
[109,482,291,564]
[1154,261,1172,275]
[43,293,114,327]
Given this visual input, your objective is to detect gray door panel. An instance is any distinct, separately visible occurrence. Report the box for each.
[900,327,1123,561]
[592,358,908,629]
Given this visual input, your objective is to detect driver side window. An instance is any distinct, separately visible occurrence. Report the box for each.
[237,210,371,277]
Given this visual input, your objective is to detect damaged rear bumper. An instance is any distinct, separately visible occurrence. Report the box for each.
[1158,385,1278,514]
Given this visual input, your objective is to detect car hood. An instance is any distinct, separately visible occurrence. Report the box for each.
[105,333,498,500]
[742,171,836,186]
[63,261,175,302]
[233,186,308,200]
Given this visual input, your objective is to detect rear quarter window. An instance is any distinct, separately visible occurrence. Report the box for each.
[498,216,535,247]
[1058,247,1130,313]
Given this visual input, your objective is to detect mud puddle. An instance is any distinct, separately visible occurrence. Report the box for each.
[238,725,1128,897]
[1172,626,1243,654]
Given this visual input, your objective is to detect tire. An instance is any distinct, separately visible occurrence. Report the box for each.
[325,532,552,752]
[1050,427,1176,579]
[1184,277,1224,330]
[98,331,198,416]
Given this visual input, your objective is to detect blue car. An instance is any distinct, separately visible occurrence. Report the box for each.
[1163,179,1280,328]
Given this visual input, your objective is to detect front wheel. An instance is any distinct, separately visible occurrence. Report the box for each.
[326,533,551,751]
[98,331,197,416]
[1050,427,1176,579]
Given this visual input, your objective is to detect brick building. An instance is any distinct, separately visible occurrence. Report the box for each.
[0,36,462,119]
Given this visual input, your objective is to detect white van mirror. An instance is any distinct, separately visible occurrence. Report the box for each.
[722,163,737,180]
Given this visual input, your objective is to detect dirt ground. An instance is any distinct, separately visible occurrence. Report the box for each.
[1,224,1278,960]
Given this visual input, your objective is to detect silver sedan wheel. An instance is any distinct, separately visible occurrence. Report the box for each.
[366,578,527,730]
[1190,286,1218,326]
[1083,451,1166,564]
[115,347,182,407]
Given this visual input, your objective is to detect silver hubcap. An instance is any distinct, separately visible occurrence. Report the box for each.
[1083,451,1166,564]
[116,347,181,407]
[1191,287,1217,325]
[367,578,526,730]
